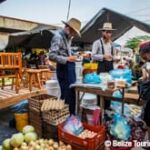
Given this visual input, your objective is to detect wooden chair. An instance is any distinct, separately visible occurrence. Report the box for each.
[0,52,22,93]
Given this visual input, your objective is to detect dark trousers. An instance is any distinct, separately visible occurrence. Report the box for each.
[97,60,113,74]
[56,62,76,114]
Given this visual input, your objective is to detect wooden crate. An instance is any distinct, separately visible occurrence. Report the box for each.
[29,109,43,137]
[43,122,58,140]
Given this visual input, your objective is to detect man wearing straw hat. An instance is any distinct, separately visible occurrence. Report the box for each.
[92,22,118,74]
[92,22,118,109]
[49,18,81,114]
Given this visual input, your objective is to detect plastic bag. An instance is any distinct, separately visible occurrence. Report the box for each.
[63,115,84,135]
[83,72,101,84]
[110,69,132,84]
[10,100,28,113]
[110,113,131,140]
[110,102,131,117]
[112,90,123,98]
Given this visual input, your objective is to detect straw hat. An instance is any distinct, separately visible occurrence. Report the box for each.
[62,18,81,37]
[98,22,116,31]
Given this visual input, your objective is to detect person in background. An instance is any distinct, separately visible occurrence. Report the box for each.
[92,22,118,109]
[49,18,81,114]
[23,48,31,67]
[38,51,47,65]
[27,50,39,68]
[139,41,150,146]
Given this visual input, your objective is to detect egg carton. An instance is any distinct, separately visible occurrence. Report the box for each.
[41,99,66,112]
[43,113,70,126]
[29,94,56,112]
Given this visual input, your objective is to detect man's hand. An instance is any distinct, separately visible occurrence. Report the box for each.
[103,54,113,61]
[67,56,78,62]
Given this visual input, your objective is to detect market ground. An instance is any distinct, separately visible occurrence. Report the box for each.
[0,109,147,150]
[0,108,17,144]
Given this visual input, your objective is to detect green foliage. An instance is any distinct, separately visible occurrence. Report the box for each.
[125,35,150,50]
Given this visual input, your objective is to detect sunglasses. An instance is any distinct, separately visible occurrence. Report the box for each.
[102,30,112,33]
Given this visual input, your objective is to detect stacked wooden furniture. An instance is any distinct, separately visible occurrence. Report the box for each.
[0,52,22,93]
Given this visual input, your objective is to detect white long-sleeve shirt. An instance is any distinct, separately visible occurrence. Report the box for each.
[92,38,117,61]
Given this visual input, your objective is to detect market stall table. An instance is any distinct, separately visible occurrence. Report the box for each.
[72,83,125,123]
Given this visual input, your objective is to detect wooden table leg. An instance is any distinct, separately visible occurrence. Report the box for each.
[75,89,80,114]
[15,72,20,94]
[1,78,4,89]
[36,72,42,89]
[11,78,14,90]
[78,92,85,117]
[121,88,125,115]
[100,96,104,124]
[29,73,32,92]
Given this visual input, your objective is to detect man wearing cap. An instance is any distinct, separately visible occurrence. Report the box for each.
[139,41,150,145]
[92,22,117,109]
[49,18,81,114]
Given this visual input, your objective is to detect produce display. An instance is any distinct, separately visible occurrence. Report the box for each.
[2,125,72,150]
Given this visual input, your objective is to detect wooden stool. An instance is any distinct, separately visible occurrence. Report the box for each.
[26,69,42,91]
[40,69,54,85]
